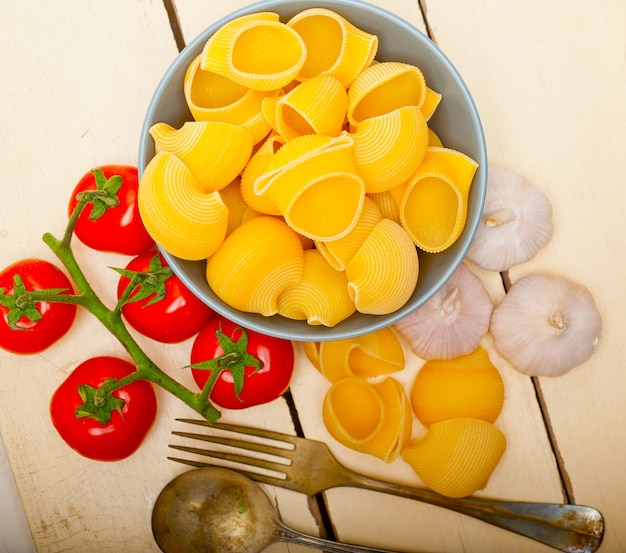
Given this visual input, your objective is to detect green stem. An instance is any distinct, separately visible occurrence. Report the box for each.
[41,230,221,423]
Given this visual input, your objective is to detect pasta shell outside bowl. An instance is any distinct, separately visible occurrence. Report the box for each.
[138,0,487,342]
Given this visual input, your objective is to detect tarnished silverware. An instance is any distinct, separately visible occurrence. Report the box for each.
[169,418,604,553]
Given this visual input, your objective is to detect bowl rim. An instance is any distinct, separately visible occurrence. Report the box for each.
[138,0,487,342]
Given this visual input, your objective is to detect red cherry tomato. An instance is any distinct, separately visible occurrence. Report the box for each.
[68,165,155,255]
[190,316,295,410]
[116,251,214,343]
[0,259,77,354]
[49,356,157,461]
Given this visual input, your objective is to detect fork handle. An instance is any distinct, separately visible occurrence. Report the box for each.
[345,471,604,552]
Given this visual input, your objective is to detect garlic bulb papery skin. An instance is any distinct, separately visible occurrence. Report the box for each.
[466,165,553,272]
[394,262,493,360]
[490,273,602,377]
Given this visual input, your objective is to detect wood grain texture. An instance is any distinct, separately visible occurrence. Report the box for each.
[0,0,619,552]
[426,0,626,550]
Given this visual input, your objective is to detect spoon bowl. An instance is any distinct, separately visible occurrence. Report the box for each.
[151,467,404,553]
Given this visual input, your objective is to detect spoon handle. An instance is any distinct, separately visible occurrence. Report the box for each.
[276,521,410,553]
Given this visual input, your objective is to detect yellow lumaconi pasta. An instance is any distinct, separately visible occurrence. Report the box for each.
[218,177,249,237]
[183,54,277,144]
[347,61,427,127]
[401,418,506,498]
[239,133,285,215]
[272,75,347,139]
[201,12,306,91]
[254,133,366,241]
[287,8,378,86]
[323,376,412,462]
[410,346,505,427]
[315,196,382,271]
[367,191,401,224]
[398,146,478,253]
[149,121,253,193]
[138,152,228,261]
[346,218,419,314]
[427,127,443,147]
[206,216,304,316]
[351,106,428,193]
[315,326,405,382]
[421,87,443,121]
[276,249,356,326]
[138,9,483,330]
[302,340,321,370]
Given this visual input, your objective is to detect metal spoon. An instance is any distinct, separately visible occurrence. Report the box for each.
[151,466,415,553]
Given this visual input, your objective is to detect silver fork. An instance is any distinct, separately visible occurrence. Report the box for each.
[169,418,604,553]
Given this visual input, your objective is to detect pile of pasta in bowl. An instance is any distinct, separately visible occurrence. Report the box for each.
[138,3,486,340]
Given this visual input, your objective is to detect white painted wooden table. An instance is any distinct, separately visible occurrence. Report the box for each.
[1,1,625,552]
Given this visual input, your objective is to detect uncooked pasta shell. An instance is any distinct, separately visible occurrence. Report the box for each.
[421,87,442,121]
[399,147,478,253]
[352,106,428,193]
[240,133,285,215]
[206,216,304,316]
[138,152,228,261]
[323,376,412,463]
[368,191,401,224]
[287,7,378,86]
[219,177,248,237]
[401,418,506,498]
[316,326,405,382]
[276,249,355,326]
[201,13,306,91]
[347,61,427,127]
[315,196,383,271]
[410,346,505,427]
[184,54,276,144]
[255,134,365,241]
[150,121,253,193]
[427,128,443,147]
[274,75,347,139]
[346,218,419,315]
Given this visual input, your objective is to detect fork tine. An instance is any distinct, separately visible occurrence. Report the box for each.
[168,455,288,487]
[176,418,299,446]
[171,430,293,459]
[168,443,289,474]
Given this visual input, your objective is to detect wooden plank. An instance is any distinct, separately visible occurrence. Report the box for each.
[426,0,626,551]
[0,2,317,552]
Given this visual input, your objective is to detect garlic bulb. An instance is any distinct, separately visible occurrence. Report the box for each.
[467,165,553,271]
[490,273,602,377]
[394,262,493,360]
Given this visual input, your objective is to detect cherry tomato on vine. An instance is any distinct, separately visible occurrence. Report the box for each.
[0,259,77,354]
[115,251,214,343]
[190,316,295,410]
[68,165,155,255]
[49,356,157,461]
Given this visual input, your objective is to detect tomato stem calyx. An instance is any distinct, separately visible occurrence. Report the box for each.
[0,274,72,329]
[189,326,263,402]
[111,252,173,313]
[74,169,122,220]
[75,379,125,424]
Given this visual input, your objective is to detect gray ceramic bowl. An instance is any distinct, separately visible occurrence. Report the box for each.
[138,0,487,342]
